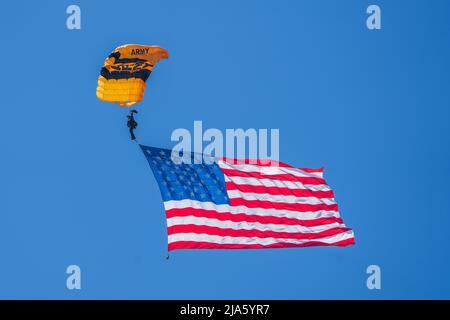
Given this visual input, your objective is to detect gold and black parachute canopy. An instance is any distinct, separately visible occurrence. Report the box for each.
[96,44,169,107]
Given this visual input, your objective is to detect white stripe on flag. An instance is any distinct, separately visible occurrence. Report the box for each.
[224,175,331,192]
[226,190,337,205]
[164,200,341,220]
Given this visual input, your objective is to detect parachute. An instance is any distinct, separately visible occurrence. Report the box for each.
[96,44,169,107]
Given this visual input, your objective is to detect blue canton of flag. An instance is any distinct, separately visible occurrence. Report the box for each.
[140,145,230,205]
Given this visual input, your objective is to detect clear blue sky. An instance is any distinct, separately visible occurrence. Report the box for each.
[1,0,450,299]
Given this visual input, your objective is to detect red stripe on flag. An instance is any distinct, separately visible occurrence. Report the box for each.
[221,158,294,168]
[168,238,355,251]
[221,158,325,173]
[221,168,326,185]
[166,208,344,227]
[229,198,338,212]
[168,224,351,240]
[299,167,324,173]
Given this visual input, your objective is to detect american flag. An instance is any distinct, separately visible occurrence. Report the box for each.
[141,145,355,251]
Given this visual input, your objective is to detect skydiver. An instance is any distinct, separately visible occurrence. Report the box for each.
[127,110,138,141]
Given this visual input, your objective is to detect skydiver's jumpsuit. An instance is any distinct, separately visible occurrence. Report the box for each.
[127,114,138,140]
